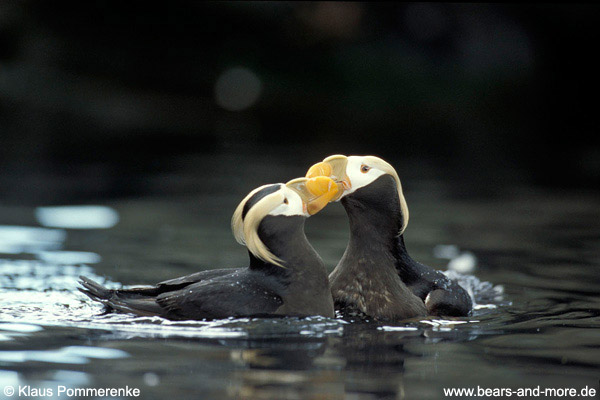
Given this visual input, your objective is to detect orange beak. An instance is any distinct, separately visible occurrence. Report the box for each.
[305,155,350,201]
[286,176,340,215]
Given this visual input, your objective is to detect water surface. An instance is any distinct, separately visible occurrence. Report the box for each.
[1,155,599,399]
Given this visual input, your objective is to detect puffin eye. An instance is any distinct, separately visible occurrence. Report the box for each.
[283,198,289,205]
[360,164,371,173]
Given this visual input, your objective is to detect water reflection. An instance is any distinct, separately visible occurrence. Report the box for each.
[0,346,128,365]
[52,370,90,386]
[0,323,44,333]
[0,226,65,254]
[0,370,20,392]
[35,251,102,265]
[35,206,119,229]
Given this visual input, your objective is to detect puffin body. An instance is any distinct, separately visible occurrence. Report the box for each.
[307,155,472,320]
[329,175,426,319]
[79,177,339,320]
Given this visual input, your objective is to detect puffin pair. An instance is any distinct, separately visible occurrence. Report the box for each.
[79,155,472,321]
[79,176,339,320]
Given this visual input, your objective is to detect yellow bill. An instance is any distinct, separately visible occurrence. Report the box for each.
[286,176,341,215]
[305,155,350,201]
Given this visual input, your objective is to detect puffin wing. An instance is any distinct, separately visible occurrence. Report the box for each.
[98,268,243,297]
[155,268,244,292]
[156,272,284,320]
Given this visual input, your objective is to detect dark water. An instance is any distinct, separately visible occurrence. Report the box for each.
[1,154,599,399]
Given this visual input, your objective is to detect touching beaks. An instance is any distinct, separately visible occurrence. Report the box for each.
[286,176,340,215]
[305,155,350,201]
[304,176,340,215]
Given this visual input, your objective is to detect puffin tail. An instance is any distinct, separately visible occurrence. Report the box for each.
[78,276,112,302]
[78,276,165,317]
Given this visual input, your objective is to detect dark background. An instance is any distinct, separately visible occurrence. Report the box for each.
[1,2,599,205]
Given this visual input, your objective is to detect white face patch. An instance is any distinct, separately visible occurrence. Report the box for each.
[267,186,308,217]
[341,156,386,198]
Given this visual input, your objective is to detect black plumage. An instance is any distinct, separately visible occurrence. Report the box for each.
[79,185,335,320]
[330,175,472,319]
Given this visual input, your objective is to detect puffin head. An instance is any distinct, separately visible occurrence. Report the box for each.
[231,176,339,267]
[306,155,409,234]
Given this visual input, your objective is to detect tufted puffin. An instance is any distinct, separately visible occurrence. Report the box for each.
[78,176,339,320]
[306,155,472,319]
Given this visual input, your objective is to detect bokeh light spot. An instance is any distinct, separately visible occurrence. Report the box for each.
[214,67,262,112]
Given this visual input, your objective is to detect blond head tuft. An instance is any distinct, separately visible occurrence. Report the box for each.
[231,185,286,267]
